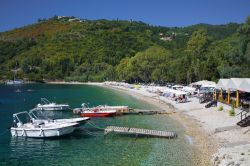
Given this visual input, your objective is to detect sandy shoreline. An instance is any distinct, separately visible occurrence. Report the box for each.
[48,81,250,166]
[94,83,217,165]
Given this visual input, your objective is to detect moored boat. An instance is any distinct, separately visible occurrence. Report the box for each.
[11,111,78,138]
[80,109,116,117]
[6,79,24,85]
[74,103,127,116]
[36,98,70,111]
[29,108,90,125]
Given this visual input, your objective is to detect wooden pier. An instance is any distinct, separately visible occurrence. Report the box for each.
[122,109,174,115]
[104,126,177,138]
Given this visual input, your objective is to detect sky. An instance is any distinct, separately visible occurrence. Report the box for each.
[0,0,250,32]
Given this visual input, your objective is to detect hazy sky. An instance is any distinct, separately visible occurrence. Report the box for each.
[0,0,250,32]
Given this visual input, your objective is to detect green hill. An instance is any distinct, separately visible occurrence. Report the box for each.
[0,16,249,83]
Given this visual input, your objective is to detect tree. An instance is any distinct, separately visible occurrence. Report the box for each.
[186,29,209,57]
[185,29,209,82]
[116,57,130,81]
[116,46,171,83]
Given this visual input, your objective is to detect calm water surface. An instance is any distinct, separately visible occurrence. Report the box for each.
[0,84,195,166]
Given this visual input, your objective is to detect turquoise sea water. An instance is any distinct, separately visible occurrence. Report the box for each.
[0,84,195,166]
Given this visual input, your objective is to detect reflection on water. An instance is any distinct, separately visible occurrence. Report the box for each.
[9,137,60,166]
[10,137,60,156]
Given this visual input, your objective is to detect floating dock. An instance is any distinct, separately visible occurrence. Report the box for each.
[73,107,174,115]
[123,109,174,115]
[104,126,177,138]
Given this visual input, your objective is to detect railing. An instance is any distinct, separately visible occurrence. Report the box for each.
[237,108,249,121]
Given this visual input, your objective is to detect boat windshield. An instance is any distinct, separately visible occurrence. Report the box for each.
[13,112,32,125]
[40,98,51,104]
[81,103,87,108]
[29,108,50,120]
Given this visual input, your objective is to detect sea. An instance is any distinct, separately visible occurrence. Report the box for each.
[0,84,196,166]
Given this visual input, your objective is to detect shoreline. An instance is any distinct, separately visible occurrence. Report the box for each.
[82,82,217,165]
[46,81,250,166]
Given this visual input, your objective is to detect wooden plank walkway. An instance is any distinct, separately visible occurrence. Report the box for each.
[104,126,177,138]
[122,109,174,115]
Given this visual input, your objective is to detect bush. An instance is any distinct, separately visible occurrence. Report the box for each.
[218,106,223,111]
[229,106,235,116]
[231,100,236,108]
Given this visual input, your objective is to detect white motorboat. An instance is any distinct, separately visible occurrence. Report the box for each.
[6,79,23,85]
[29,108,90,125]
[10,111,78,138]
[37,98,70,111]
[74,103,117,117]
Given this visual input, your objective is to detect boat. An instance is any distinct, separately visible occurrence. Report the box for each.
[73,103,128,116]
[75,103,117,117]
[10,111,78,138]
[78,103,117,117]
[15,89,22,93]
[80,109,116,117]
[94,105,129,111]
[29,108,90,125]
[36,98,70,111]
[6,64,24,85]
[6,79,23,85]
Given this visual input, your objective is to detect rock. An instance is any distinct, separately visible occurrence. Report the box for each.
[241,152,245,155]
[235,163,241,166]
[214,156,219,162]
[222,154,227,159]
[226,161,234,166]
[239,157,244,161]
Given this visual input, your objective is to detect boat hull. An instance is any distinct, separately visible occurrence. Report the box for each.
[10,126,75,138]
[54,117,90,125]
[80,112,115,117]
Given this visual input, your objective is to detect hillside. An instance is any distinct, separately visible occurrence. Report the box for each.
[0,16,249,83]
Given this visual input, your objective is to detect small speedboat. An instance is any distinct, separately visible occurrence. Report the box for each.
[6,79,23,85]
[29,108,90,125]
[74,103,117,117]
[10,112,77,138]
[80,109,116,117]
[36,98,70,111]
[15,89,21,93]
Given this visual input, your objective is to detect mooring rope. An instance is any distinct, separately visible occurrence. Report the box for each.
[86,121,105,130]
[78,121,110,137]
[81,128,104,137]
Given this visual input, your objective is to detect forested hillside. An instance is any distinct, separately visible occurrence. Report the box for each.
[0,16,249,84]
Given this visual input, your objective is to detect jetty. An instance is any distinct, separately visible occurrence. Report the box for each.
[104,126,177,138]
[123,109,174,115]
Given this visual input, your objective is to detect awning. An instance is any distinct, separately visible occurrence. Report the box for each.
[226,78,244,90]
[216,78,250,92]
[216,79,229,89]
[238,79,250,93]
[191,80,216,86]
[163,88,187,96]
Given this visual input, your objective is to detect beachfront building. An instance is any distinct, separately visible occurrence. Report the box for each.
[215,78,250,127]
[215,78,250,108]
